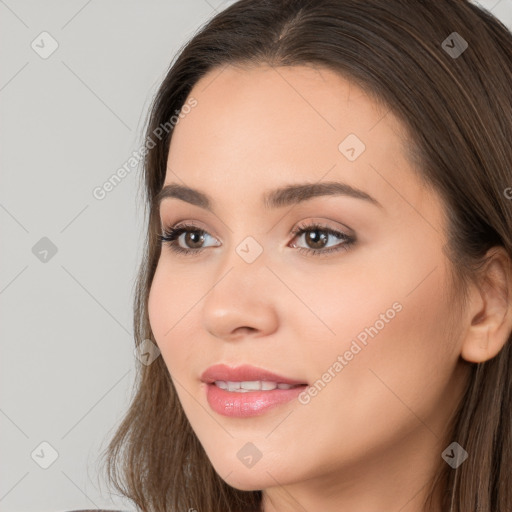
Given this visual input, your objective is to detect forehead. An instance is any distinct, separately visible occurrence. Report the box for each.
[164,64,438,226]
[170,63,399,156]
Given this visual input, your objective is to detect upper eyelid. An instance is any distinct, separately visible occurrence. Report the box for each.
[160,214,354,233]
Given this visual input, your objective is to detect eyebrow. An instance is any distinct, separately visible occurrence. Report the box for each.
[155,181,383,211]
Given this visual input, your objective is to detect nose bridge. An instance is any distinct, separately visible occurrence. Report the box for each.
[211,233,269,302]
[215,211,270,276]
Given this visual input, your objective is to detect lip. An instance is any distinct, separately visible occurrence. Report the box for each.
[201,364,308,418]
[200,364,307,386]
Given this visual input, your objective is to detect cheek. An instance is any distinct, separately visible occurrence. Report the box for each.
[317,238,450,362]
[285,255,404,373]
[147,262,199,372]
[296,241,457,414]
[147,264,169,341]
[307,260,456,425]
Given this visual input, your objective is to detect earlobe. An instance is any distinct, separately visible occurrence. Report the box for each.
[461,324,492,363]
[460,247,512,364]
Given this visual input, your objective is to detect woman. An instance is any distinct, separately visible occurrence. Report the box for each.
[100,1,512,511]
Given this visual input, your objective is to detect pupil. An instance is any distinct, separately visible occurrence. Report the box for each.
[306,230,327,249]
[186,231,204,248]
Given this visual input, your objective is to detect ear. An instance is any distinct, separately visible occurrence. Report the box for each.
[460,246,512,363]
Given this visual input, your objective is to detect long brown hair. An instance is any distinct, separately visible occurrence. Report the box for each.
[100,1,512,510]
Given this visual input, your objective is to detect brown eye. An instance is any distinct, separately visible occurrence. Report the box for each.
[183,230,206,249]
[158,224,221,255]
[303,229,329,250]
[289,223,355,256]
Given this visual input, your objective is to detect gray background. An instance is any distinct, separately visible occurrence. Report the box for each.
[1,0,511,510]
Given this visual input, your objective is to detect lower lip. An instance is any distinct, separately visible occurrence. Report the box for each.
[205,383,306,417]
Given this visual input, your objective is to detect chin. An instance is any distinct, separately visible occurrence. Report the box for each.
[209,459,283,491]
[221,473,269,492]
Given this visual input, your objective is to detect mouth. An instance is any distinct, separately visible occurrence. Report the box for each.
[200,363,308,387]
[212,380,304,392]
[201,364,308,417]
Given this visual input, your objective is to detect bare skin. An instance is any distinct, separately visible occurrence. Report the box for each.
[147,64,512,512]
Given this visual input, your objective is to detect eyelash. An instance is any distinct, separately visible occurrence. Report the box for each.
[157,221,355,257]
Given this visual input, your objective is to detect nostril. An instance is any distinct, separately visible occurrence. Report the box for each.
[235,326,257,335]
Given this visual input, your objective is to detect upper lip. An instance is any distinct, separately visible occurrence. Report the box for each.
[201,364,307,385]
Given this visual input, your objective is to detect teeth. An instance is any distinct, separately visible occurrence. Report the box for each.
[239,380,262,391]
[214,380,298,392]
[228,381,241,391]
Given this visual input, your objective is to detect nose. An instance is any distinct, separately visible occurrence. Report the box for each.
[201,250,279,342]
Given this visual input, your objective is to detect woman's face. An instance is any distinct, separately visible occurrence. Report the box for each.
[148,64,470,507]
